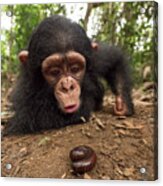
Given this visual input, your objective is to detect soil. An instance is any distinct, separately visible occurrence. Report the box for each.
[1,85,158,180]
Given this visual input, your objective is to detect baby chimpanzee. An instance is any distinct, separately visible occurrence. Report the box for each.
[6,15,134,135]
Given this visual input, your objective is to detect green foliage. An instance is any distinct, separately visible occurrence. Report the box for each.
[91,1,157,84]
[1,4,66,78]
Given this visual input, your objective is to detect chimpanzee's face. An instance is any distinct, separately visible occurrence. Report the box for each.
[41,51,86,114]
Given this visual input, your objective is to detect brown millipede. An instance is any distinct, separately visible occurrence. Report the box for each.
[69,145,97,174]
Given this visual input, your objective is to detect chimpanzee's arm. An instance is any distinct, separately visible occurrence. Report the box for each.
[93,43,134,116]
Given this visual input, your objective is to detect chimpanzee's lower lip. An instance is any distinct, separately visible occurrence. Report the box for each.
[64,104,79,113]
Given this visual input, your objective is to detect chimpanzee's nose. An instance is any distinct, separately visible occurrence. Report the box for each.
[60,77,75,93]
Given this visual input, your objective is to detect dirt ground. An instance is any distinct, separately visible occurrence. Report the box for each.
[1,83,158,180]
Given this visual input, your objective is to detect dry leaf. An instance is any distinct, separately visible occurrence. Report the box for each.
[61,173,67,178]
[84,173,92,179]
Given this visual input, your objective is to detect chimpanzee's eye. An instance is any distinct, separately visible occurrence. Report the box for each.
[50,68,61,77]
[70,65,80,74]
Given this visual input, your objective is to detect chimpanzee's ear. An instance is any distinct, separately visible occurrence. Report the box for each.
[91,42,99,50]
[18,50,29,64]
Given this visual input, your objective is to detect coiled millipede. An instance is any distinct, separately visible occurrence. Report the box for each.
[69,145,97,174]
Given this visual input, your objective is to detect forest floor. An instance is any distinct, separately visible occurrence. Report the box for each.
[1,82,157,180]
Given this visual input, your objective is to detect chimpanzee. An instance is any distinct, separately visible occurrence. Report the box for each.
[5,15,134,135]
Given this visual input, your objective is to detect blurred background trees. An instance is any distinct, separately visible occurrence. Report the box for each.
[1,2,157,90]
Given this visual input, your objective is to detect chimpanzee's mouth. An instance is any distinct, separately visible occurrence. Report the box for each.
[64,103,79,113]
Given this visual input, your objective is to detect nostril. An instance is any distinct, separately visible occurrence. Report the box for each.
[62,87,68,93]
[70,84,74,91]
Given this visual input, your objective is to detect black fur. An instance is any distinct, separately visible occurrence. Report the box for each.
[93,43,134,115]
[6,15,133,135]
